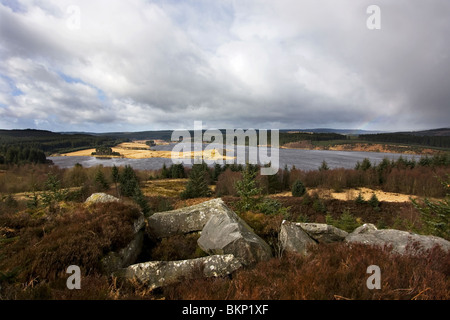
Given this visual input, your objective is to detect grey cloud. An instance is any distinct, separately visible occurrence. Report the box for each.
[0,0,449,132]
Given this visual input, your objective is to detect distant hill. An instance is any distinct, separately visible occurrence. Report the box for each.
[0,129,124,156]
[60,130,174,141]
[359,128,450,149]
[398,128,450,137]
[280,128,387,135]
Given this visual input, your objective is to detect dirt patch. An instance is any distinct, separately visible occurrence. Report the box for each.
[271,187,421,203]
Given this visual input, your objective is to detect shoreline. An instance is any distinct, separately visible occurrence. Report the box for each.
[280,142,443,156]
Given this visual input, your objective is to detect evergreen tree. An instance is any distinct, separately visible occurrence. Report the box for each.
[95,169,110,191]
[170,164,185,179]
[355,192,366,204]
[360,158,372,171]
[412,175,450,239]
[41,173,68,207]
[119,165,139,197]
[212,163,223,182]
[292,179,306,197]
[319,160,329,171]
[281,164,290,191]
[235,165,262,212]
[133,185,151,216]
[180,163,212,199]
[267,171,282,194]
[368,193,380,209]
[119,165,150,215]
[161,163,170,179]
[111,165,120,196]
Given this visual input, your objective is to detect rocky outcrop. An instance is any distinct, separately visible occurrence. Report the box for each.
[279,219,450,257]
[197,205,273,265]
[117,254,242,290]
[297,223,348,243]
[279,221,349,255]
[101,214,146,274]
[85,192,119,204]
[147,198,231,239]
[279,220,317,255]
[345,225,450,255]
[351,223,378,235]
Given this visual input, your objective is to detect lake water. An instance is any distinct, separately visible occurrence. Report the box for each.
[48,143,421,171]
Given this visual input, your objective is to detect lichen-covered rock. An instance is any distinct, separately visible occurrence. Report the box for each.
[351,223,378,235]
[298,223,348,243]
[117,254,242,290]
[345,228,450,255]
[198,206,273,265]
[85,193,119,204]
[279,220,317,255]
[147,198,231,239]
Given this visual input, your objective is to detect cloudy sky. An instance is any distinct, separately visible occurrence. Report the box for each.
[0,0,449,132]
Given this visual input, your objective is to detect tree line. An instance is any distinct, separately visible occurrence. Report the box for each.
[0,145,47,165]
[359,133,450,149]
[0,129,126,164]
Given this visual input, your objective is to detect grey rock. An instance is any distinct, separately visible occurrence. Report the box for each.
[117,254,242,290]
[85,192,119,204]
[345,228,450,255]
[279,220,317,255]
[298,223,348,243]
[197,205,273,265]
[352,223,378,234]
[147,198,231,239]
[102,214,146,274]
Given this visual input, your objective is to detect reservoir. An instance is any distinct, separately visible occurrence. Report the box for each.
[48,144,420,171]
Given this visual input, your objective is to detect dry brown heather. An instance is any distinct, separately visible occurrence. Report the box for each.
[162,244,450,300]
[1,163,449,300]
[0,202,142,284]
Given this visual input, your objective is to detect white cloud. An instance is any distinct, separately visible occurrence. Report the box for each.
[0,0,449,132]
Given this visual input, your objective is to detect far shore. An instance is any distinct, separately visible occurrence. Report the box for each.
[53,141,235,161]
[281,142,441,155]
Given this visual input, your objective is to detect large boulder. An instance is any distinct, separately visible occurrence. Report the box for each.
[279,220,317,255]
[147,198,231,239]
[85,192,119,204]
[351,223,378,235]
[117,254,242,290]
[345,226,450,255]
[197,205,273,265]
[297,223,348,243]
[101,213,146,274]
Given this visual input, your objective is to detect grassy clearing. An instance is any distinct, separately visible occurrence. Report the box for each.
[142,179,188,197]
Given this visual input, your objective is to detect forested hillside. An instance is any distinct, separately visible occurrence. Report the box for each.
[0,129,125,165]
[359,132,450,148]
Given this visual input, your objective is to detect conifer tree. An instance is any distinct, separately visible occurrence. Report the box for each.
[180,163,212,199]
[111,165,120,196]
[95,169,110,191]
[319,160,329,171]
[292,179,306,197]
[119,165,139,197]
[235,165,262,212]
